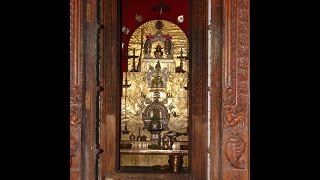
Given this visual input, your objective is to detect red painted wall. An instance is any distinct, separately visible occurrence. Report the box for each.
[121,0,189,72]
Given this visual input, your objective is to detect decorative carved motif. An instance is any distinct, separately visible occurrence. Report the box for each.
[223,0,249,108]
[223,111,246,129]
[70,106,82,126]
[222,1,249,116]
[192,0,206,115]
[225,132,246,169]
[223,0,237,107]
[70,87,82,158]
[236,0,249,110]
[70,0,83,168]
[222,0,249,177]
[142,99,170,121]
[70,121,81,156]
[104,0,113,105]
[70,85,81,103]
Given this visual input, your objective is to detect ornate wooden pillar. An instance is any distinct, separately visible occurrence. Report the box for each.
[190,0,209,179]
[70,0,84,179]
[70,0,99,179]
[209,0,250,179]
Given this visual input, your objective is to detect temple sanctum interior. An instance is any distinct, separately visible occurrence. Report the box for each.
[70,0,250,179]
[120,20,190,172]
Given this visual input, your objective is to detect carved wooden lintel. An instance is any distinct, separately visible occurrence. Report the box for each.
[70,88,83,163]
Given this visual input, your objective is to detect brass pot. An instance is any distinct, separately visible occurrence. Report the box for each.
[168,154,184,173]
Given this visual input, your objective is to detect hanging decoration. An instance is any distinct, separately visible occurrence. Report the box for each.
[177,15,184,23]
[135,14,143,22]
[121,0,189,73]
[152,2,170,16]
[122,26,130,35]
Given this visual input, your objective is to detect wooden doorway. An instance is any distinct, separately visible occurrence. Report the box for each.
[99,0,209,179]
[70,0,250,179]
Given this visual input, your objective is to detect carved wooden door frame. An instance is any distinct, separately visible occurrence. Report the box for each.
[70,0,250,179]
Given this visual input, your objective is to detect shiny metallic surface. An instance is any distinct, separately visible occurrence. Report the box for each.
[121,20,189,168]
[127,20,189,71]
[168,154,184,172]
